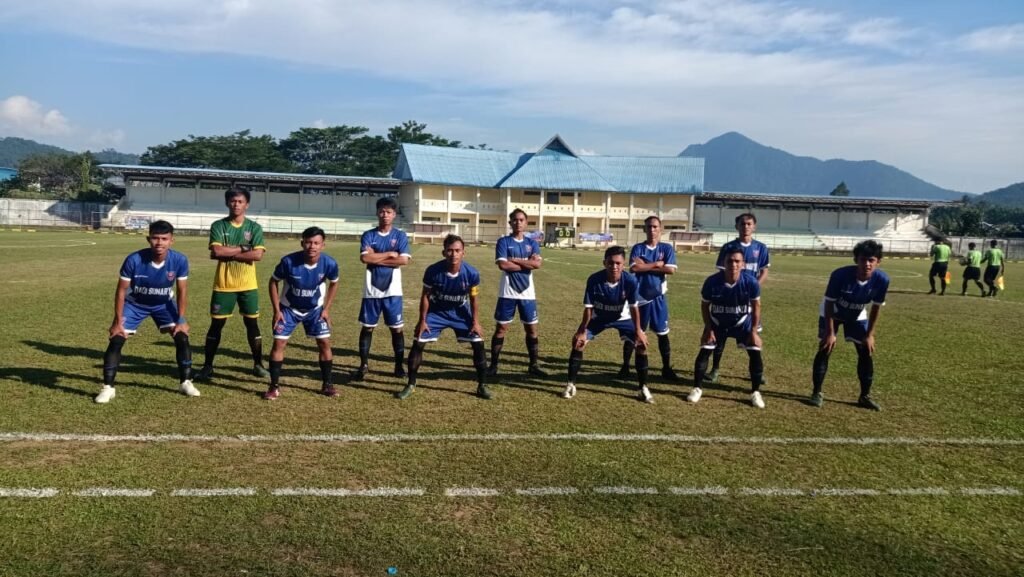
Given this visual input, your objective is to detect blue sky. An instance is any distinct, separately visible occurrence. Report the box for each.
[1,0,1021,193]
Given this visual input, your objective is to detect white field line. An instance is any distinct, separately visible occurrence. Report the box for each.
[813,488,882,496]
[515,487,579,496]
[593,486,659,495]
[886,488,950,496]
[669,486,730,495]
[272,487,425,497]
[74,488,155,497]
[960,487,1021,496]
[170,488,257,497]
[445,487,501,497]
[740,488,806,496]
[3,431,1022,447]
[0,488,59,498]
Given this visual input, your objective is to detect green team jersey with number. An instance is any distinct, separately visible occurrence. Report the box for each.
[931,244,951,263]
[983,247,1004,267]
[966,250,982,267]
[208,217,265,292]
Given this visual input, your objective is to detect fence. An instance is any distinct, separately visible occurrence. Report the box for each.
[0,199,113,228]
[946,236,1024,260]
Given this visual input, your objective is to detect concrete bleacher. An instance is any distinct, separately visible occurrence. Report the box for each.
[812,228,932,253]
[698,227,826,251]
[112,205,377,236]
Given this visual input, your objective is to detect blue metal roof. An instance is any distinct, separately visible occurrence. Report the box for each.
[394,136,704,194]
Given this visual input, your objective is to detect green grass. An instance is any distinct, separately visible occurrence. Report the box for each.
[0,230,1022,576]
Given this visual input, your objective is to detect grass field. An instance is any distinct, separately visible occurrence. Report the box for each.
[1,229,1022,577]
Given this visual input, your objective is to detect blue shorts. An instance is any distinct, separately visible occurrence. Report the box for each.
[359,296,404,328]
[417,309,483,343]
[123,300,179,334]
[639,295,670,335]
[702,323,758,351]
[585,317,636,343]
[818,316,869,345]
[273,307,331,340]
[494,298,539,324]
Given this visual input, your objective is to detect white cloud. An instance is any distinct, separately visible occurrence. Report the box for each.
[958,24,1024,53]
[0,95,71,137]
[3,1,1023,190]
[88,128,127,148]
[311,119,328,129]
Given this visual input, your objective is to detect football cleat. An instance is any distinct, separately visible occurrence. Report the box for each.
[95,385,116,404]
[661,368,681,382]
[638,385,654,404]
[321,384,339,398]
[352,365,369,382]
[751,391,765,409]
[393,365,406,379]
[616,366,631,380]
[179,380,201,397]
[857,395,881,411]
[527,364,548,377]
[686,387,703,404]
[252,365,270,378]
[262,387,280,401]
[194,366,214,382]
[810,391,824,408]
[560,383,577,399]
[395,384,415,400]
[706,369,720,385]
[476,384,493,400]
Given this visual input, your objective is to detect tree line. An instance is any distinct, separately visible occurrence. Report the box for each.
[930,196,1024,238]
[1,121,472,201]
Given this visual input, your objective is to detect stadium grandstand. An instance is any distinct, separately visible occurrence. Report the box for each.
[97,165,401,236]
[96,135,948,253]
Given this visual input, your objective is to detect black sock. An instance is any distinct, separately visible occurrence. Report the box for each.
[747,349,764,393]
[657,334,672,369]
[243,316,263,367]
[319,359,333,387]
[635,351,649,388]
[856,345,873,397]
[490,335,504,368]
[391,331,405,368]
[407,342,425,386]
[203,318,226,369]
[359,328,373,367]
[472,342,487,386]
[621,341,634,370]
[929,275,936,291]
[568,349,583,383]
[173,332,192,383]
[269,360,283,388]
[712,342,725,372]
[693,348,713,388]
[526,336,540,367]
[812,350,830,395]
[102,335,126,386]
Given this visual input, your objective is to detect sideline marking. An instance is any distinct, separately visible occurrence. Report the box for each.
[0,241,97,249]
[3,432,1022,447]
[0,486,1019,498]
[171,488,256,497]
[74,488,155,497]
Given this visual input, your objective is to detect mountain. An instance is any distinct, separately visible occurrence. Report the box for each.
[975,182,1024,208]
[0,137,139,168]
[679,132,964,201]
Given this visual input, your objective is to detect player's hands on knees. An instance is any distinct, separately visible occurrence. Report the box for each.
[109,323,127,339]
[701,328,716,347]
[320,309,331,326]
[171,322,190,337]
[273,310,284,328]
[471,321,484,340]
[572,330,587,350]
[820,333,837,353]
[863,334,876,354]
[635,331,649,350]
[415,321,429,340]
[749,332,762,350]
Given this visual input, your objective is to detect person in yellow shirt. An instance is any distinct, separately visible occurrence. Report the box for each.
[981,239,1006,297]
[928,240,951,295]
[195,187,270,381]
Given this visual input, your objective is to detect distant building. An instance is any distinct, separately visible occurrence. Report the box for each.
[393,135,704,245]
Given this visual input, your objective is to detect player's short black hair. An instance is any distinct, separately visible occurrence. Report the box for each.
[302,226,326,241]
[969,242,977,249]
[603,245,626,261]
[148,220,174,236]
[225,186,250,203]
[723,246,745,260]
[853,239,884,261]
[443,234,464,250]
[735,213,757,225]
[644,215,661,227]
[376,196,398,212]
[990,239,998,248]
[509,208,528,221]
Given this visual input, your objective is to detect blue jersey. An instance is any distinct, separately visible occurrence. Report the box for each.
[119,249,189,307]
[821,266,890,322]
[361,228,411,298]
[583,270,640,323]
[423,261,481,313]
[272,252,340,313]
[496,235,541,299]
[701,270,761,329]
[629,241,677,303]
[717,239,770,276]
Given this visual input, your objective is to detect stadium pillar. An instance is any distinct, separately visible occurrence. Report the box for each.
[475,189,481,242]
[604,192,611,232]
[688,195,695,231]
[538,189,545,233]
[445,188,452,224]
[627,194,635,245]
[572,191,578,230]
[416,187,423,222]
